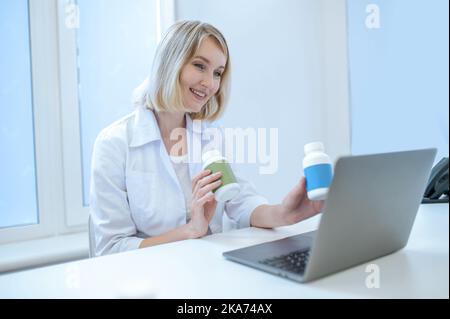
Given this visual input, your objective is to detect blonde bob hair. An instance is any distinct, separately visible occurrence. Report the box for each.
[134,20,231,121]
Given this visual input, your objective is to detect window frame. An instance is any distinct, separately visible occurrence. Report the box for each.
[0,0,174,245]
[0,0,62,244]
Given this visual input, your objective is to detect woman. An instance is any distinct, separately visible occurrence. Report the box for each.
[90,20,323,256]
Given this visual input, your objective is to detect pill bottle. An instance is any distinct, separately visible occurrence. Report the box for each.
[303,142,333,201]
[202,150,241,202]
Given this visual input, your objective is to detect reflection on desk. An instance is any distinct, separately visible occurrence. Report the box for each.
[0,204,448,298]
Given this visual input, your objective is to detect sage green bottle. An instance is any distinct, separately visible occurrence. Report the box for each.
[202,150,240,202]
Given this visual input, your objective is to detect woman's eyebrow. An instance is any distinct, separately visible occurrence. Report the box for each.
[193,55,225,70]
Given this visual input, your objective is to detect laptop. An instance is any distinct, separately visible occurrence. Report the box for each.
[223,149,437,283]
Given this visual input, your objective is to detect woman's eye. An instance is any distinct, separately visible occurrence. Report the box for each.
[214,72,222,78]
[194,63,205,70]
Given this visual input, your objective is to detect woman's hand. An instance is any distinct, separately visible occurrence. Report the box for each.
[279,176,324,225]
[187,170,222,238]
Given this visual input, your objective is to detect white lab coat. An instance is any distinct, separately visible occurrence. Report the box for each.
[89,105,268,256]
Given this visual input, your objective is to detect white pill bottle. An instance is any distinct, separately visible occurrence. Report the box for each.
[302,142,333,201]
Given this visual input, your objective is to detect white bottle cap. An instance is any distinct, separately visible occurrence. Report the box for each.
[304,142,325,155]
[202,150,225,169]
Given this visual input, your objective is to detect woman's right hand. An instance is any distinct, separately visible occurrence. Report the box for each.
[187,170,222,238]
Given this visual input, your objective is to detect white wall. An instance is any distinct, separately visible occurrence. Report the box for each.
[176,0,350,203]
[347,0,449,163]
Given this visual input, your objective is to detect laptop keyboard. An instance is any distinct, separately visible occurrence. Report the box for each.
[259,250,311,274]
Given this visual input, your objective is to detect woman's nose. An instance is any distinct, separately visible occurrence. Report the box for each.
[200,73,214,90]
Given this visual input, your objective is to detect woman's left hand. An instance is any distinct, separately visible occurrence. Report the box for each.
[279,176,324,225]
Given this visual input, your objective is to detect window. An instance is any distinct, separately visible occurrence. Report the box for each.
[60,0,173,226]
[76,0,158,206]
[0,0,39,229]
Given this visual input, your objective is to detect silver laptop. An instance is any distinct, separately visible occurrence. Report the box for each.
[223,149,437,283]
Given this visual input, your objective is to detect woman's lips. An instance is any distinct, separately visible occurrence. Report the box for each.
[190,88,207,101]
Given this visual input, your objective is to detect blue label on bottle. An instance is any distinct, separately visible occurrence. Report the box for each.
[304,163,333,192]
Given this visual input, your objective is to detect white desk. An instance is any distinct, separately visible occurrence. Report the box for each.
[0,204,448,299]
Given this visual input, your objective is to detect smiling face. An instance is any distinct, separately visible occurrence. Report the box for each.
[179,36,227,113]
